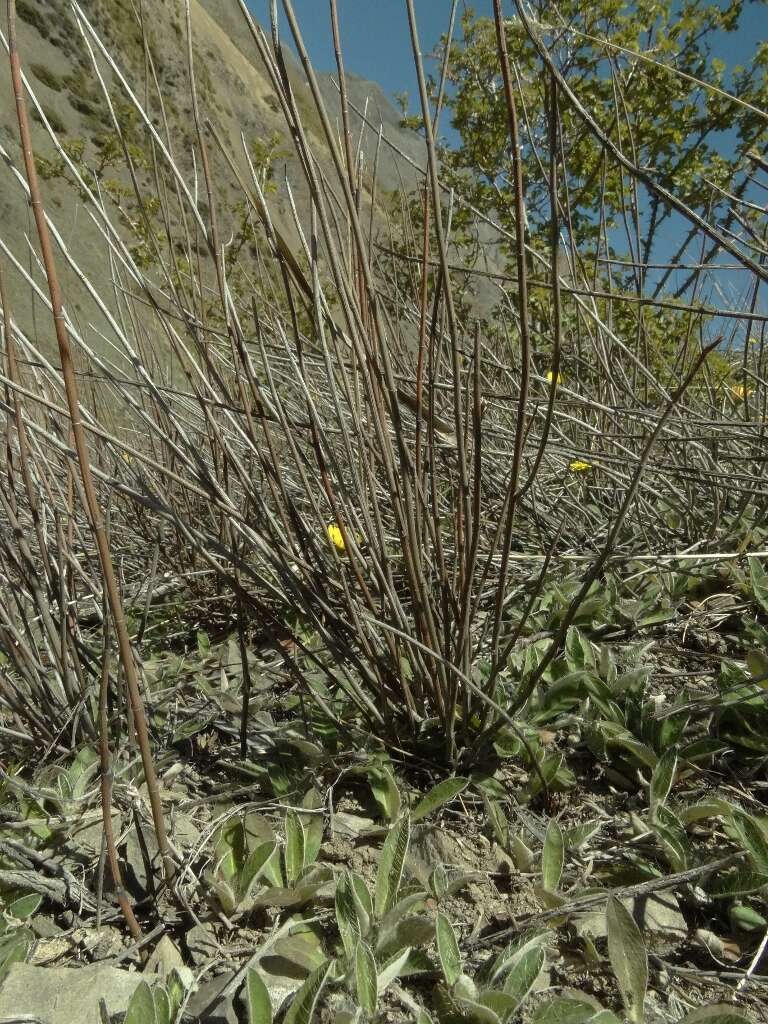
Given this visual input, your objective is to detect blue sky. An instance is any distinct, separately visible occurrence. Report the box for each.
[246,1,764,127]
[246,2,468,98]
[246,1,481,146]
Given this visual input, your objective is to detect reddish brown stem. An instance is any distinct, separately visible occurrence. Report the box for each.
[6,0,173,883]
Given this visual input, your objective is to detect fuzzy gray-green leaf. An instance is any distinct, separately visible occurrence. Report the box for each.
[6,893,42,921]
[240,841,279,901]
[430,863,449,898]
[284,810,306,885]
[368,765,402,823]
[374,813,410,917]
[748,556,768,614]
[124,982,157,1024]
[542,819,564,892]
[283,962,331,1024]
[411,777,469,822]
[649,746,678,812]
[245,968,272,1024]
[731,812,768,873]
[152,987,170,1024]
[376,945,412,994]
[503,944,545,1010]
[355,941,378,1014]
[299,788,324,866]
[485,798,509,849]
[436,912,462,987]
[532,994,620,1024]
[335,872,361,958]
[606,896,647,1024]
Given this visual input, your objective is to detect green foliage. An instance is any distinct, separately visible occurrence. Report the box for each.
[367,763,402,823]
[282,962,332,1024]
[16,0,50,38]
[246,968,273,1024]
[35,748,100,819]
[354,940,378,1015]
[122,970,189,1024]
[0,890,39,983]
[541,819,564,893]
[207,806,330,919]
[412,777,469,822]
[249,130,287,193]
[331,813,437,1009]
[436,912,462,987]
[374,814,411,917]
[606,897,647,1024]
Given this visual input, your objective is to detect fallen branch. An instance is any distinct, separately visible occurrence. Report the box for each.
[471,852,744,948]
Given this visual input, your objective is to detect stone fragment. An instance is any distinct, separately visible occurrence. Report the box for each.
[574,891,688,945]
[0,962,142,1024]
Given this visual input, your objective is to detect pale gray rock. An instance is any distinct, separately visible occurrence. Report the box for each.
[574,891,688,944]
[0,962,142,1024]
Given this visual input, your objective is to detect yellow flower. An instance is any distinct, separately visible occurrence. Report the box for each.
[546,370,562,384]
[326,523,346,552]
[731,384,752,399]
[326,523,363,553]
[569,459,591,473]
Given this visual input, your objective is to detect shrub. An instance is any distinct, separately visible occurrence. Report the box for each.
[29,63,63,92]
[30,104,66,135]
[68,95,97,118]
[16,0,50,38]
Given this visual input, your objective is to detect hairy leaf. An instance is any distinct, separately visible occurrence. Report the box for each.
[124,982,157,1024]
[282,962,331,1024]
[649,746,678,812]
[453,995,502,1023]
[355,941,378,1015]
[299,788,324,866]
[166,970,186,1022]
[731,813,768,874]
[412,777,469,822]
[430,864,449,898]
[503,944,545,1010]
[606,897,647,1024]
[245,969,272,1024]
[6,893,42,921]
[748,557,768,614]
[368,765,401,823]
[707,867,768,898]
[486,798,509,849]
[532,994,620,1024]
[376,945,413,994]
[375,813,410,917]
[436,912,462,987]
[284,811,306,885]
[335,872,362,959]
[152,987,171,1024]
[240,841,279,901]
[542,819,564,892]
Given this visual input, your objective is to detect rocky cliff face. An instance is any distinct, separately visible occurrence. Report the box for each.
[0,0,425,358]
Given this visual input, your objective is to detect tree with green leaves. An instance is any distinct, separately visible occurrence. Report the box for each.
[419,1,766,293]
